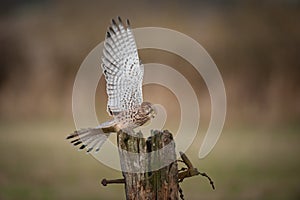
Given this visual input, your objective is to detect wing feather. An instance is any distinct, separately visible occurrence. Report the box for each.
[102,17,143,115]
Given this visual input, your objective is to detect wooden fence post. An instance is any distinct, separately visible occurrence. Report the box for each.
[117,130,179,200]
[101,129,215,199]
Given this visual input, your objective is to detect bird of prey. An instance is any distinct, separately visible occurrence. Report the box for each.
[66,17,156,153]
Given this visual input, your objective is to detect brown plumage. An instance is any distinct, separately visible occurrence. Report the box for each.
[67,17,157,153]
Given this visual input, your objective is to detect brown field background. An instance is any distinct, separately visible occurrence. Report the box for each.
[0,0,299,199]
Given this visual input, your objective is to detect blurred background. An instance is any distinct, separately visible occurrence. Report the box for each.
[0,0,299,199]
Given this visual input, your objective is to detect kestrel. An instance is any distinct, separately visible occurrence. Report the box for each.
[67,17,156,153]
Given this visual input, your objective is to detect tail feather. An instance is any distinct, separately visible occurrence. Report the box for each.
[95,137,108,152]
[86,136,105,153]
[70,138,80,144]
[73,141,82,146]
[66,129,89,139]
[66,126,112,153]
[96,119,117,133]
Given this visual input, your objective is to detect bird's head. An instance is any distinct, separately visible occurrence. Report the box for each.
[141,102,157,119]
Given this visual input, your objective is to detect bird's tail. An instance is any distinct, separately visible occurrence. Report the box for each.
[66,120,117,153]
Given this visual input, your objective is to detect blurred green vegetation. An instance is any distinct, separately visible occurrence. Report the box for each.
[0,120,299,200]
[0,0,299,199]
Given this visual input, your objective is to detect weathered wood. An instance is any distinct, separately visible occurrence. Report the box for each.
[117,130,179,200]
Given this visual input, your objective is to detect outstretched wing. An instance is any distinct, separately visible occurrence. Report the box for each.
[102,17,144,116]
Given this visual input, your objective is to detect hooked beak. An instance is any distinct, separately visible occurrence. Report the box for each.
[151,105,158,118]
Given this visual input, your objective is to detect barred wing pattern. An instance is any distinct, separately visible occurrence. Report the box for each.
[102,17,144,116]
[66,17,148,153]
